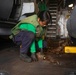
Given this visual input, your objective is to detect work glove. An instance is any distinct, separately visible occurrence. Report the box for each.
[37,48,46,60]
[39,48,44,54]
[31,53,38,61]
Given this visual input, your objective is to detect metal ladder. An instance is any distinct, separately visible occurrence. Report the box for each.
[46,0,58,39]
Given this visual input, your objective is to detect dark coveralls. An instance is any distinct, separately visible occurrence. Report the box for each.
[14,30,35,53]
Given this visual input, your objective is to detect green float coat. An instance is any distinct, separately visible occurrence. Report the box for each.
[10,15,44,53]
[38,1,48,11]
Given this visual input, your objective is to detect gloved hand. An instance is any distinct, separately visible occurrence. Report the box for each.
[39,48,43,54]
[36,48,46,60]
[31,53,38,61]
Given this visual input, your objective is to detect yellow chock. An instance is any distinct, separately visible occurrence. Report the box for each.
[64,46,76,53]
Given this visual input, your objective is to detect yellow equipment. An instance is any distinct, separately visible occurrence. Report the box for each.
[65,46,76,53]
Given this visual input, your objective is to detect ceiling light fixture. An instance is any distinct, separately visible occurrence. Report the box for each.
[68,4,73,7]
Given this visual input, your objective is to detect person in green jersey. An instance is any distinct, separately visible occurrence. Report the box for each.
[9,11,51,62]
[38,0,48,11]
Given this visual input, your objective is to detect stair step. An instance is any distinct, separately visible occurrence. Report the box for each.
[50,13,57,15]
[47,27,56,29]
[49,3,57,6]
[49,0,57,2]
[49,7,57,10]
[52,16,56,18]
[50,4,57,5]
[52,20,56,22]
[48,21,56,25]
[47,31,56,33]
[46,35,56,38]
[52,16,56,19]
[48,23,56,26]
[49,10,57,12]
[49,11,57,13]
[49,7,57,8]
[52,23,56,25]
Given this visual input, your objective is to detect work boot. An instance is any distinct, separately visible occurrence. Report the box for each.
[20,53,32,63]
[31,53,38,61]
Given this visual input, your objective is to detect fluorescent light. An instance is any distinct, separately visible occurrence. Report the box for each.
[68,4,73,7]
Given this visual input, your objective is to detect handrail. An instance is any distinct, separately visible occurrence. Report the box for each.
[58,0,64,10]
